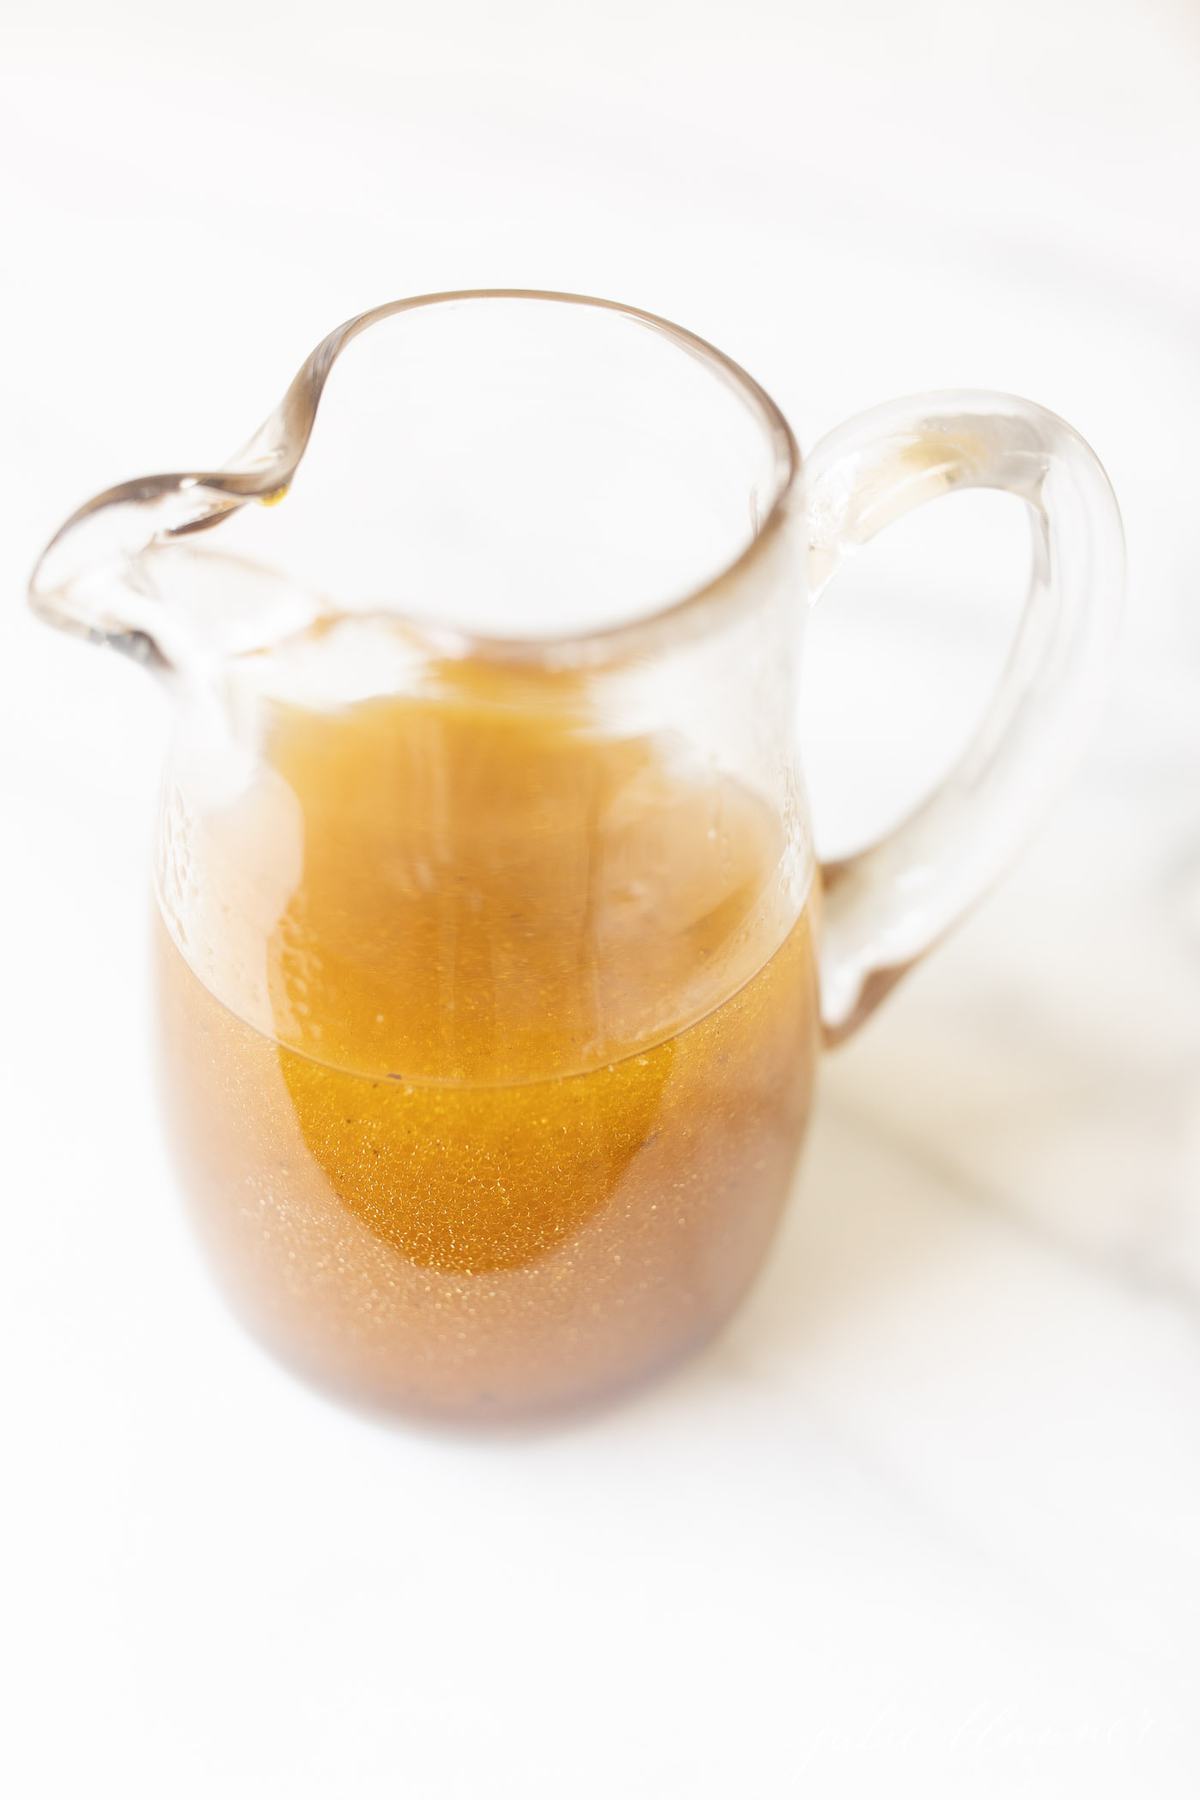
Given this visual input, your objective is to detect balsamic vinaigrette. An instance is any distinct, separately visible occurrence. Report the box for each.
[158,663,818,1419]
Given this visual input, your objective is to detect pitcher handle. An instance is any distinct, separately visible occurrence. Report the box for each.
[804,391,1124,1044]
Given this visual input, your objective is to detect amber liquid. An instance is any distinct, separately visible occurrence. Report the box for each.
[158,665,819,1420]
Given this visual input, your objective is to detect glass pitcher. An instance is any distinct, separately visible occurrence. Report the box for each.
[29,292,1123,1423]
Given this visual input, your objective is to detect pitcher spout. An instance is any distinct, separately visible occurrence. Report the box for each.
[25,308,346,673]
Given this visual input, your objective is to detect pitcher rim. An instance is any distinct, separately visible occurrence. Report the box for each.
[29,289,804,671]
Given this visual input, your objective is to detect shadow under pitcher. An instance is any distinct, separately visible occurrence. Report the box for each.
[30,292,1124,1422]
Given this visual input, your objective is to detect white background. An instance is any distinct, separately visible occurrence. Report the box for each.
[2,3,1199,1795]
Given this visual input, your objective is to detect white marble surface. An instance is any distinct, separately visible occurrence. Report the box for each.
[2,3,1198,1794]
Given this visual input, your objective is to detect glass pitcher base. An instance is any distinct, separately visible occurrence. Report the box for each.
[156,908,818,1426]
[194,1261,785,1432]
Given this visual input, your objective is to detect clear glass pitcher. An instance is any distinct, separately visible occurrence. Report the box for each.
[29,292,1123,1422]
